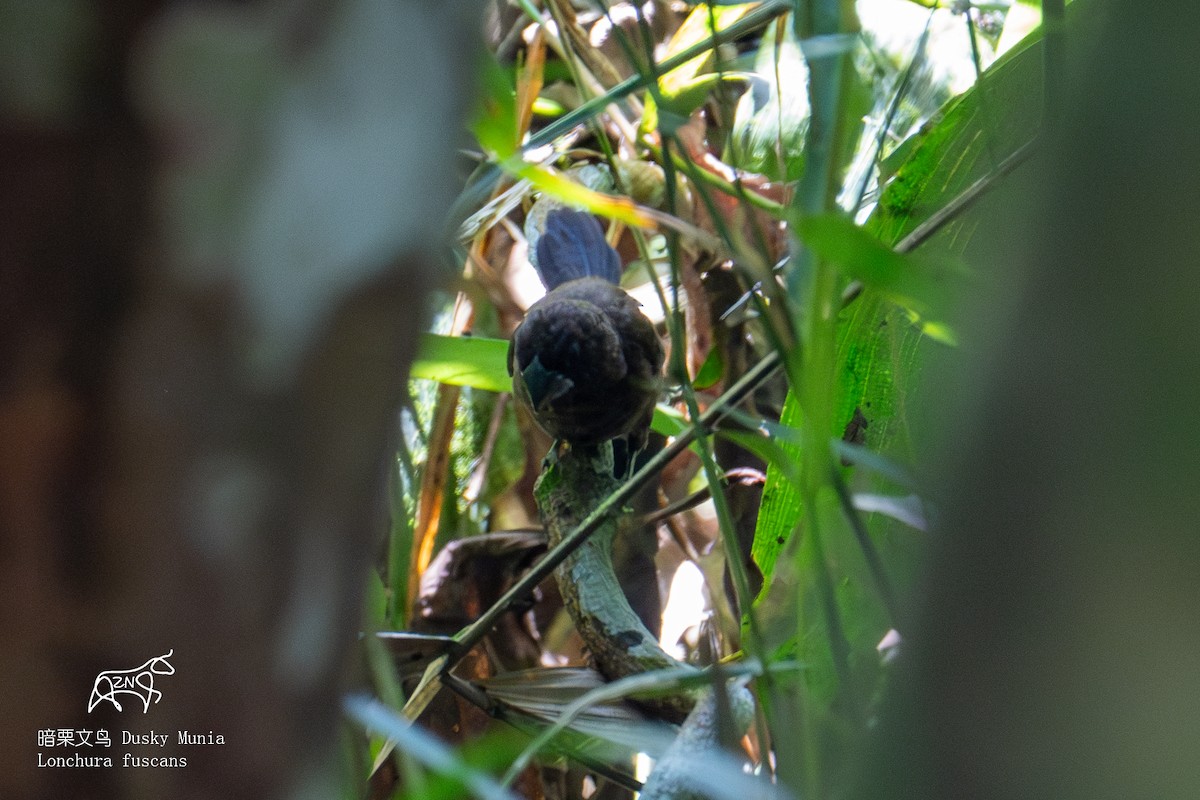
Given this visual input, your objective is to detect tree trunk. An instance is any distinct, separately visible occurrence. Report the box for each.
[0,3,474,798]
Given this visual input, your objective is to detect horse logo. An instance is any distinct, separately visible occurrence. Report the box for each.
[87,650,175,713]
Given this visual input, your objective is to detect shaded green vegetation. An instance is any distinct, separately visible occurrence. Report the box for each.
[349,2,1071,798]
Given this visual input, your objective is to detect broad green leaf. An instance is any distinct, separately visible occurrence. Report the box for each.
[513,162,656,228]
[752,484,891,750]
[471,53,519,159]
[867,6,1055,248]
[653,405,709,455]
[649,71,760,133]
[869,1,1114,253]
[658,3,758,95]
[749,288,931,620]
[798,213,964,342]
[748,385,803,590]
[411,334,510,392]
[652,404,691,439]
[751,0,1082,596]
[692,343,725,390]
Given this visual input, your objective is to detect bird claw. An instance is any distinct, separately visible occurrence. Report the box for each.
[541,438,643,481]
[623,445,644,481]
[610,436,646,481]
[541,440,564,472]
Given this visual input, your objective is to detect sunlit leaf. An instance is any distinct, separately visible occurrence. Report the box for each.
[642,3,760,134]
[868,10,1051,248]
[513,163,656,229]
[411,334,510,393]
[728,18,810,181]
[658,3,758,96]
[748,391,803,586]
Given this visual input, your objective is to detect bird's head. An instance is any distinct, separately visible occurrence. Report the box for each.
[519,355,576,412]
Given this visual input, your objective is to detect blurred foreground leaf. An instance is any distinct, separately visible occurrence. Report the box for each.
[345,694,522,800]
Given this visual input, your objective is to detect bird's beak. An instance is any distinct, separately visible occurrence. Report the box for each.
[521,356,574,412]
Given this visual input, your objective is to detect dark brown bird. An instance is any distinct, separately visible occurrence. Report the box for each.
[509,208,663,449]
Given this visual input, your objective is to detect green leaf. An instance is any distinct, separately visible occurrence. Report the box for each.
[653,71,760,134]
[748,390,804,586]
[470,53,518,160]
[651,403,689,438]
[513,162,656,228]
[692,344,725,390]
[797,213,964,341]
[867,4,1058,249]
[343,694,523,800]
[411,334,510,393]
[642,3,761,135]
[747,237,934,788]
[727,18,810,181]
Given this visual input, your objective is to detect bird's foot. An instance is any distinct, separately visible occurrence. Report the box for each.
[542,440,566,472]
[611,437,645,481]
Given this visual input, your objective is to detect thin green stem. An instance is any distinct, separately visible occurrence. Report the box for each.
[787,2,862,795]
[852,7,936,214]
[830,465,901,626]
[660,136,762,650]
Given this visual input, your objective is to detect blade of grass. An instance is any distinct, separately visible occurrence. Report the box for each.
[345,694,521,800]
[782,2,865,795]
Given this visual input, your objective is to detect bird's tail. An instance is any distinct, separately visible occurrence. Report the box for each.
[530,208,622,290]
